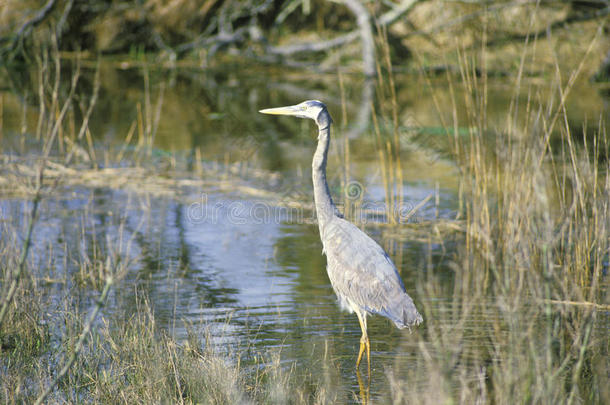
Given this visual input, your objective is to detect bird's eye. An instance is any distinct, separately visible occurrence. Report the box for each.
[301,106,307,110]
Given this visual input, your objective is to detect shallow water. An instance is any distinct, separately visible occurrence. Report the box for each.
[1,60,608,401]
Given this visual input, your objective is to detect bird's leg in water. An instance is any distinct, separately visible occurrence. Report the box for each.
[356,338,365,367]
[355,311,371,375]
[356,368,370,404]
[366,335,370,372]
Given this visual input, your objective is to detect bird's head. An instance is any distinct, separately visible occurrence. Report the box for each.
[259,100,331,127]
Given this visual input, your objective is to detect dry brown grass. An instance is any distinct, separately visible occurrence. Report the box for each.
[381,18,609,404]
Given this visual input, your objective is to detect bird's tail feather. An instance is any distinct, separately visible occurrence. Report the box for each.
[392,295,423,329]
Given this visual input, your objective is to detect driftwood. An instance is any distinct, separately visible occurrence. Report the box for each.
[1,0,73,60]
[175,0,273,56]
[12,0,56,40]
[266,0,420,76]
[0,0,56,54]
[267,0,419,55]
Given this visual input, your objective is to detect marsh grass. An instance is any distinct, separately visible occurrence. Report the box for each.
[380,20,609,405]
[1,20,609,405]
[0,43,341,404]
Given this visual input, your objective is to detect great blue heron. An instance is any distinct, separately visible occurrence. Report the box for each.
[259,100,423,371]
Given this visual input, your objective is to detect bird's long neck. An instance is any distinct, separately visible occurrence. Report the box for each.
[312,112,339,231]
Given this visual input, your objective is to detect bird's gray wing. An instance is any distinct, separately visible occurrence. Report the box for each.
[321,217,422,328]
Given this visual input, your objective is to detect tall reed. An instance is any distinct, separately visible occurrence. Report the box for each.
[386,20,608,404]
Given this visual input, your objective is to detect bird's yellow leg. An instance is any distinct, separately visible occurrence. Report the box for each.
[355,310,369,372]
[356,339,366,369]
[356,368,370,404]
[365,335,371,375]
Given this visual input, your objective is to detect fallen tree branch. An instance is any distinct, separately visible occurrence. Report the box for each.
[55,0,74,41]
[1,0,57,53]
[174,0,273,56]
[14,0,56,39]
[333,0,376,76]
[267,0,420,57]
[267,30,360,56]
[175,26,249,58]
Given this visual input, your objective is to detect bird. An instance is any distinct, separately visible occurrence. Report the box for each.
[259,100,422,372]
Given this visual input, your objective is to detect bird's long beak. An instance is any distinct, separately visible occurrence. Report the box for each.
[258,104,301,116]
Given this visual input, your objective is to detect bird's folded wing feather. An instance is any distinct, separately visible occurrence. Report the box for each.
[322,218,415,321]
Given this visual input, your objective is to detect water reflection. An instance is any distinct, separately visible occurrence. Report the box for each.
[3,61,607,163]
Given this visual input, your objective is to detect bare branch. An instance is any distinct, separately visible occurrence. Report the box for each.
[2,0,57,53]
[267,0,419,58]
